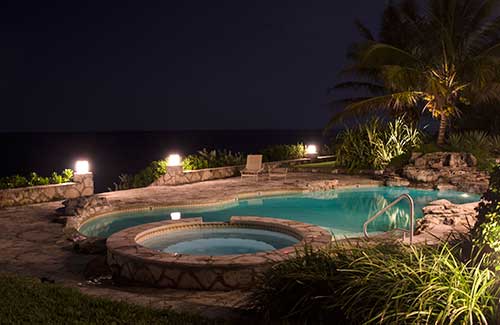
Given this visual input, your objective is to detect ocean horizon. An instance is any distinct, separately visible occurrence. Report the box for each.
[1,129,335,192]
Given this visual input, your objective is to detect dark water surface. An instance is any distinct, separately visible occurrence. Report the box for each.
[0,130,327,192]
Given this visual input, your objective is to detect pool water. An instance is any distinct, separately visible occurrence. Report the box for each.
[80,187,480,238]
[140,228,299,255]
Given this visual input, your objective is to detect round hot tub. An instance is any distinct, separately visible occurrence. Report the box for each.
[106,216,332,290]
[141,227,299,256]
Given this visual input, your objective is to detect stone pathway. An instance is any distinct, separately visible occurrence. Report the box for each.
[0,173,381,320]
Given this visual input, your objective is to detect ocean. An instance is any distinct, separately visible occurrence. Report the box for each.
[0,130,331,192]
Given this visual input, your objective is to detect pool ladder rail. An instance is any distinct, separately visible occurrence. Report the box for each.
[363,193,415,245]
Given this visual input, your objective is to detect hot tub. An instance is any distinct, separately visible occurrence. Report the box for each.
[106,216,332,290]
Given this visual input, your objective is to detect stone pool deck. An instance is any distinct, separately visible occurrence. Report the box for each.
[0,173,381,320]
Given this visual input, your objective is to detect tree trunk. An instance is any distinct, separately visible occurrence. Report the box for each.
[437,113,447,146]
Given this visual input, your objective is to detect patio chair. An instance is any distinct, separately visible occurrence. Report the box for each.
[240,155,264,180]
[267,165,288,181]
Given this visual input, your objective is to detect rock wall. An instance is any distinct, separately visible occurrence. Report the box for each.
[402,152,489,194]
[0,173,94,208]
[150,159,310,186]
[416,199,479,234]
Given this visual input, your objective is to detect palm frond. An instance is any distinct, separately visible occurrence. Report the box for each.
[358,42,421,68]
[326,91,423,128]
[332,81,385,94]
[354,19,374,41]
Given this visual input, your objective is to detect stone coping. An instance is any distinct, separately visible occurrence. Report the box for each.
[106,216,332,290]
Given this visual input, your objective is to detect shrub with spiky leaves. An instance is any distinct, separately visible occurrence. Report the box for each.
[335,116,421,170]
[248,243,499,324]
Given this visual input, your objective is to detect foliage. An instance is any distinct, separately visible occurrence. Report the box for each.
[0,169,74,189]
[182,149,245,171]
[335,117,422,170]
[248,243,499,324]
[329,0,500,145]
[0,274,221,324]
[111,160,167,191]
[473,164,500,262]
[261,143,306,162]
[448,131,499,170]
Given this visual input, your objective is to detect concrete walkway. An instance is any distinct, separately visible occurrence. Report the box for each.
[0,173,382,320]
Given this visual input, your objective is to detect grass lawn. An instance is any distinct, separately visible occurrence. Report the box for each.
[296,161,337,168]
[0,274,225,324]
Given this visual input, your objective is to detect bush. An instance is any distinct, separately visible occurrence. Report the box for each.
[111,160,167,190]
[182,149,245,171]
[473,164,500,263]
[248,243,499,324]
[0,169,74,189]
[261,143,306,162]
[448,131,498,171]
[335,117,422,170]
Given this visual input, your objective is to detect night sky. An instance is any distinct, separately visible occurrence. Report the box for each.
[2,1,387,132]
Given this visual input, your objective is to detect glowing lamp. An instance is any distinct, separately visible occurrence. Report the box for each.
[306,145,317,155]
[75,160,90,174]
[170,212,181,220]
[167,154,182,167]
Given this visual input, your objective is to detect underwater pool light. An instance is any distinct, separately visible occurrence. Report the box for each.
[170,212,181,220]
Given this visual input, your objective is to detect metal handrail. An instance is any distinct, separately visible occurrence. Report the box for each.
[363,193,415,244]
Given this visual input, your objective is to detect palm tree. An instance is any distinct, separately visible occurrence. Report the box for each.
[329,0,500,146]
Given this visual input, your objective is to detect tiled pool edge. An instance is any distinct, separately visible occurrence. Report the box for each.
[106,216,332,290]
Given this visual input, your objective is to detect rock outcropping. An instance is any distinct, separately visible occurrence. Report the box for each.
[416,199,479,235]
[402,152,489,193]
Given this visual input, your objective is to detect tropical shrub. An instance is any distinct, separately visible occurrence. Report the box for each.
[473,164,500,264]
[0,169,74,189]
[248,243,499,324]
[111,160,167,190]
[448,131,499,170]
[261,143,306,162]
[335,117,422,170]
[182,149,245,170]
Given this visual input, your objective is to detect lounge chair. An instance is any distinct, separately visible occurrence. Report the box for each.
[240,155,264,180]
[267,165,288,181]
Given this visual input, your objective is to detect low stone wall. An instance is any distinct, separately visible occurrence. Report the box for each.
[0,173,94,208]
[106,216,332,290]
[150,158,311,186]
[415,199,479,235]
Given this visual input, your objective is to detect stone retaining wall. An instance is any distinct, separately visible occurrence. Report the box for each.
[150,158,311,186]
[0,173,94,208]
[106,216,332,290]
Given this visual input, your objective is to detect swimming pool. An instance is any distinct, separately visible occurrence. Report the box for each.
[80,187,480,238]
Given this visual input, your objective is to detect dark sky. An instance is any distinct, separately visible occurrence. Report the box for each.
[1,1,387,132]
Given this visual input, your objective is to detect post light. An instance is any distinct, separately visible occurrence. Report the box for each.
[170,212,181,220]
[306,144,317,155]
[167,154,182,167]
[75,160,90,174]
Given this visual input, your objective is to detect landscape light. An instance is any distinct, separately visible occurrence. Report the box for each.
[167,154,182,167]
[75,160,90,174]
[170,212,181,220]
[306,144,317,155]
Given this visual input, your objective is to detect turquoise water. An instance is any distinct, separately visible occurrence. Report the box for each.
[141,228,299,255]
[80,187,480,238]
